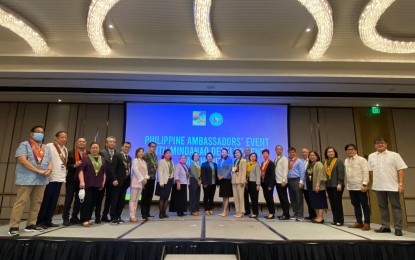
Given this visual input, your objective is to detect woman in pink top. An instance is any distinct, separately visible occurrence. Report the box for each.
[129,148,148,222]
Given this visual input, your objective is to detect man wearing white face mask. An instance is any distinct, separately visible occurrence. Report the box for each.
[8,125,52,236]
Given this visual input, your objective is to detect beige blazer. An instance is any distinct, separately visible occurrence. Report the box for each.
[157,159,174,185]
[231,158,247,184]
[311,161,327,191]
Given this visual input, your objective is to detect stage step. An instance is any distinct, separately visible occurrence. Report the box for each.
[165,255,237,260]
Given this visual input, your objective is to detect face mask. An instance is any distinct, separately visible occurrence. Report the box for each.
[33,133,44,141]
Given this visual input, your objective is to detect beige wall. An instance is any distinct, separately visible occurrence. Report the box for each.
[0,103,124,220]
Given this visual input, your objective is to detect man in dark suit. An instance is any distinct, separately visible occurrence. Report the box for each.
[62,137,89,226]
[141,142,158,220]
[260,149,276,219]
[110,142,132,224]
[96,136,117,223]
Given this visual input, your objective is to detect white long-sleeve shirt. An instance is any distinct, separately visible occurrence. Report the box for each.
[344,154,369,191]
[274,156,288,184]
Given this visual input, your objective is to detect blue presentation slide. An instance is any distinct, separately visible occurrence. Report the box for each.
[125,103,289,163]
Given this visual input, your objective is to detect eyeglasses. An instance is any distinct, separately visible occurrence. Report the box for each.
[150,145,156,148]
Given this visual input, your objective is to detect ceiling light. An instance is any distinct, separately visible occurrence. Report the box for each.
[58,99,62,102]
[306,28,311,32]
[193,0,222,58]
[359,0,415,54]
[87,0,121,55]
[0,5,49,55]
[108,24,114,29]
[297,0,333,59]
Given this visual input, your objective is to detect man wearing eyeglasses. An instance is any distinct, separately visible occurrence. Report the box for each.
[368,137,407,236]
[141,142,158,220]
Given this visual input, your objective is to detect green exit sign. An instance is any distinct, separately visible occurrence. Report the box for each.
[371,107,381,114]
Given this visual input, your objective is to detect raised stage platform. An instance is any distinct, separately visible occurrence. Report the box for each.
[0,211,414,259]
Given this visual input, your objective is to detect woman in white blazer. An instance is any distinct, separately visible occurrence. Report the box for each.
[155,149,174,219]
[129,148,148,222]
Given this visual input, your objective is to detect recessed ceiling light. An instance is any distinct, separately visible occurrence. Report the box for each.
[306,28,311,32]
[108,24,114,29]
[58,99,62,102]
[375,104,379,107]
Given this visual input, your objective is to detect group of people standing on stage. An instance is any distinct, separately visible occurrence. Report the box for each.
[7,125,407,238]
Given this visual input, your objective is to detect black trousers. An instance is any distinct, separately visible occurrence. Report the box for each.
[349,190,370,224]
[276,183,290,217]
[62,181,80,221]
[188,177,201,213]
[175,184,188,214]
[247,181,259,215]
[37,182,62,225]
[261,183,275,215]
[80,187,100,223]
[141,179,155,218]
[303,189,317,219]
[244,185,251,214]
[203,184,216,211]
[110,178,130,220]
[326,186,345,223]
[96,181,112,219]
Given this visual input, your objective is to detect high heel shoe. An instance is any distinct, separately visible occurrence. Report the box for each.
[130,217,139,223]
[314,219,324,224]
[218,212,228,217]
[82,222,90,227]
[265,214,275,219]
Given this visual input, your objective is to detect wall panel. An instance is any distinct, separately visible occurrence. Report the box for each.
[392,109,415,167]
[107,104,125,145]
[289,107,313,152]
[318,108,355,161]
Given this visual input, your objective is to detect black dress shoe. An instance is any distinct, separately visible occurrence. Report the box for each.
[63,220,70,227]
[69,218,80,224]
[46,222,59,227]
[95,219,101,224]
[244,212,250,216]
[159,214,165,219]
[374,227,391,233]
[395,229,403,236]
[278,215,290,220]
[101,216,110,222]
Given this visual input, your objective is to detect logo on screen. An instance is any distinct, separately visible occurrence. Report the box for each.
[209,112,223,126]
[193,111,206,126]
